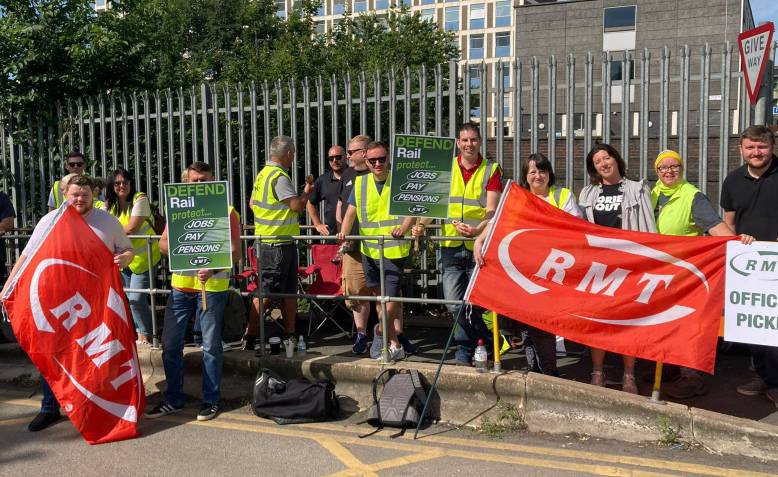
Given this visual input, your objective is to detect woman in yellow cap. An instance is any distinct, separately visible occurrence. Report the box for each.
[652,149,753,399]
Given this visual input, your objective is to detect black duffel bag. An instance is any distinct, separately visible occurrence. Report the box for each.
[252,368,339,424]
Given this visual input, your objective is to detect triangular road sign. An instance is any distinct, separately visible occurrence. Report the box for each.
[738,22,775,106]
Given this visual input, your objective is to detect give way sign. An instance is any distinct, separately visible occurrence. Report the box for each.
[738,22,774,106]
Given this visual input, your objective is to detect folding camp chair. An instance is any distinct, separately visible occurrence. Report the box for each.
[298,244,353,338]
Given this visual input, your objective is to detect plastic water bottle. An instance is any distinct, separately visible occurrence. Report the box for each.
[474,339,488,373]
[297,335,307,356]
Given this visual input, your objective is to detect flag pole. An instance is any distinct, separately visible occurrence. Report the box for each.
[491,312,501,373]
[413,300,464,440]
[201,282,208,311]
[651,362,663,401]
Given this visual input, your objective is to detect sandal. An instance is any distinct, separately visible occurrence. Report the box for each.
[590,370,605,387]
[622,373,638,394]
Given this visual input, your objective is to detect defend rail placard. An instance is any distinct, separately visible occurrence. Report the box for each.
[724,241,778,346]
[163,181,232,272]
[388,134,456,218]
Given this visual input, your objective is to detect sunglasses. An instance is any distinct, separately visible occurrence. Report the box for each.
[328,155,344,161]
[366,157,387,166]
[114,180,130,186]
[347,148,365,156]
[68,162,84,167]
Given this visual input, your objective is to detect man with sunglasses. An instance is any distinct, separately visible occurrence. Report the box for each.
[306,145,346,237]
[48,151,88,212]
[337,141,415,362]
[336,135,374,355]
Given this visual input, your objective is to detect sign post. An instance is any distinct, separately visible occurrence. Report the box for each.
[737,22,774,107]
[163,181,232,309]
[724,241,778,347]
[388,134,456,219]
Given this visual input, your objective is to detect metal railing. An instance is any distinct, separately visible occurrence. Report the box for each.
[0,42,762,229]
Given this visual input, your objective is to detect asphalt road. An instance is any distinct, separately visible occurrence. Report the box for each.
[1,388,775,477]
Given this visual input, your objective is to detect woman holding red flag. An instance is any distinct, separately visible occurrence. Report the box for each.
[651,149,752,399]
[578,143,656,394]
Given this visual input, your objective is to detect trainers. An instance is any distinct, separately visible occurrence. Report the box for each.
[145,401,184,419]
[397,333,417,355]
[736,376,768,396]
[375,345,405,363]
[766,388,778,408]
[242,335,256,351]
[27,411,62,432]
[369,325,383,359]
[197,402,221,421]
[352,332,368,355]
[663,375,709,399]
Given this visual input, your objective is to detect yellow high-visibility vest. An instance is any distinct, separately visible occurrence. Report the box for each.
[547,186,571,210]
[250,164,299,244]
[111,192,161,275]
[441,157,501,250]
[354,173,410,260]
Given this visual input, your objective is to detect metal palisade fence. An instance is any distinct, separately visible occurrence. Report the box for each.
[0,42,756,228]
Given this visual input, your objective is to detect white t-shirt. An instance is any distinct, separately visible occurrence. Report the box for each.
[23,206,133,257]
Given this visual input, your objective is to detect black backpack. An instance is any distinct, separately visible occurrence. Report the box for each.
[364,369,429,437]
[252,368,339,424]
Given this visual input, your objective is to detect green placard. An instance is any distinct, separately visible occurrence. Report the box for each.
[388,134,456,218]
[163,181,232,272]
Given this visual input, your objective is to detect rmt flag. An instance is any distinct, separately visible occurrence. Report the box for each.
[2,205,145,444]
[466,183,732,373]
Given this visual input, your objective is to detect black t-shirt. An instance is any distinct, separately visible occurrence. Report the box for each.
[309,170,342,234]
[720,157,778,241]
[592,183,623,229]
[0,192,16,277]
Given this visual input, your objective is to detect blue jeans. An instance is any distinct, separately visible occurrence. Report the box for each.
[439,245,488,363]
[121,268,153,339]
[162,288,227,406]
[40,378,60,413]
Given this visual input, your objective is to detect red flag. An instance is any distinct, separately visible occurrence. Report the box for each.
[466,183,732,373]
[2,206,145,444]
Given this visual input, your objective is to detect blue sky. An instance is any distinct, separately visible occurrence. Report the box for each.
[751,0,778,26]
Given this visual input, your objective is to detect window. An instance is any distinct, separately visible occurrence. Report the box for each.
[444,7,459,31]
[420,0,435,4]
[470,107,481,119]
[333,0,346,14]
[603,5,636,31]
[275,0,286,18]
[315,21,326,34]
[495,0,511,27]
[503,93,511,116]
[469,66,481,89]
[470,4,485,29]
[354,0,367,12]
[502,67,511,89]
[495,32,510,57]
[610,59,635,82]
[469,34,484,59]
[375,0,388,9]
[421,8,435,22]
[316,3,325,15]
[396,0,410,6]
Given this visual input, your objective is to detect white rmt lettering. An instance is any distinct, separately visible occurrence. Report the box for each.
[110,358,138,390]
[575,262,630,296]
[75,323,125,367]
[534,249,575,284]
[635,273,673,304]
[50,292,91,331]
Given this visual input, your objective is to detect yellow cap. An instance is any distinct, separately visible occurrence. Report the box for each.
[654,150,683,170]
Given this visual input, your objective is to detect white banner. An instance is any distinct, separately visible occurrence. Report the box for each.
[724,241,778,346]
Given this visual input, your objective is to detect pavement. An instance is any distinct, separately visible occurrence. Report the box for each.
[2,313,778,462]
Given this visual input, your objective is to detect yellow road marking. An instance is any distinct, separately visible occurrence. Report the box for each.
[322,450,445,477]
[0,417,34,427]
[317,437,378,477]
[0,395,772,477]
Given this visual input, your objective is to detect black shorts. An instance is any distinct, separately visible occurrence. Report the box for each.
[362,255,405,297]
[253,243,298,298]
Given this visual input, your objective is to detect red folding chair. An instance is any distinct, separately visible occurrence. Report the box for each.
[298,244,353,338]
[232,242,287,332]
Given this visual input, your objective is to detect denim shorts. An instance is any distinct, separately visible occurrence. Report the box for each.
[361,255,405,297]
